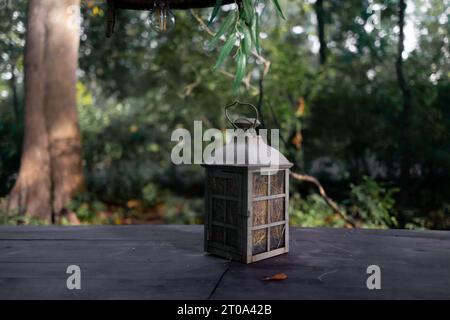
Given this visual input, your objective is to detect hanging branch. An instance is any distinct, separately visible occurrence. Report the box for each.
[290,172,356,228]
[190,8,271,79]
[106,0,282,91]
[218,69,258,91]
[177,77,202,98]
[190,0,284,93]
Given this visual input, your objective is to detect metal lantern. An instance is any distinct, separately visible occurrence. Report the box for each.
[203,102,293,263]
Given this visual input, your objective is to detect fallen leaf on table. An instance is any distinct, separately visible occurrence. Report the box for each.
[262,273,288,281]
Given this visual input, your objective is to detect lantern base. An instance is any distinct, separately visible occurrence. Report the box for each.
[205,241,289,264]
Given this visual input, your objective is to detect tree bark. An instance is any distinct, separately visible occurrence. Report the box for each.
[315,0,327,65]
[7,0,52,221]
[6,0,84,223]
[44,0,84,217]
[395,0,412,225]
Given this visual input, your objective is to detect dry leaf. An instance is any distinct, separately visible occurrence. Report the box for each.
[126,199,142,209]
[262,273,288,281]
[291,132,303,150]
[295,97,305,117]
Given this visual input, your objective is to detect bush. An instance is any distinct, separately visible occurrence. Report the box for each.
[290,176,399,228]
[290,193,347,228]
[0,199,47,225]
[346,176,399,228]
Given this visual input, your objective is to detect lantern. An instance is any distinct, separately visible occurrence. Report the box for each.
[203,102,293,263]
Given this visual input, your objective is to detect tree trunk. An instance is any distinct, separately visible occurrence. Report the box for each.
[44,0,84,217]
[7,0,52,221]
[315,0,327,65]
[6,0,84,223]
[395,0,412,227]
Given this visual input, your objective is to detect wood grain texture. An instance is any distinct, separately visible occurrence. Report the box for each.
[0,225,449,299]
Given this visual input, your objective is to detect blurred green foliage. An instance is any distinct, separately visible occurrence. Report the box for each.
[0,0,449,228]
[346,176,399,228]
[0,199,46,225]
[290,176,399,228]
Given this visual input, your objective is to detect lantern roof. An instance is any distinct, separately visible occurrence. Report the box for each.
[203,101,293,169]
[203,134,293,169]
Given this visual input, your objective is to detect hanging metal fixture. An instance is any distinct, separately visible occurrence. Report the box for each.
[106,0,236,37]
[148,0,175,33]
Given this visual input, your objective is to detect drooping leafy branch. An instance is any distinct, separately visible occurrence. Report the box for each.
[206,0,285,93]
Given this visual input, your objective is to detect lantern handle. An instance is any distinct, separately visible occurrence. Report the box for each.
[224,100,260,130]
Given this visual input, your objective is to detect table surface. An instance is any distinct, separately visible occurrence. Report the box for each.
[0,225,449,300]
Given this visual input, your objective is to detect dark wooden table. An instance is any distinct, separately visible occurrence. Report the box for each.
[0,225,449,299]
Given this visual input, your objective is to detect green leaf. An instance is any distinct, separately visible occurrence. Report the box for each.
[213,33,237,70]
[242,25,252,56]
[242,0,254,24]
[252,13,260,54]
[208,0,223,26]
[233,50,247,93]
[209,10,236,47]
[272,0,286,19]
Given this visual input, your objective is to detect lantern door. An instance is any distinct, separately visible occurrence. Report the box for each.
[205,168,246,261]
[247,169,289,263]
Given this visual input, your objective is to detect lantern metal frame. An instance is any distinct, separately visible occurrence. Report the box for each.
[204,165,291,264]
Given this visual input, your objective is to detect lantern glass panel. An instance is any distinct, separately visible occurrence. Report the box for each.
[270,198,285,223]
[252,200,268,226]
[250,170,288,258]
[252,173,268,197]
[252,228,268,255]
[270,171,285,195]
[270,225,286,250]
